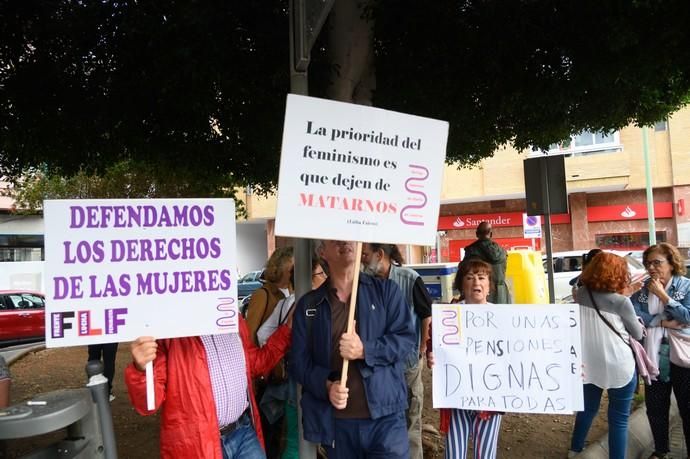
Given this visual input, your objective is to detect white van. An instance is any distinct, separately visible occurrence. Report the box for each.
[543,250,646,302]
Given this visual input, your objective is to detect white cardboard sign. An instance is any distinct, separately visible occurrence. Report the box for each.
[43,199,239,347]
[432,303,583,414]
[275,94,448,246]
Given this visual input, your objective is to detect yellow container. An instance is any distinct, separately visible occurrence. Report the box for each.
[505,248,550,304]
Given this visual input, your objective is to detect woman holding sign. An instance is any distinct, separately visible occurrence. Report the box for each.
[568,252,644,459]
[428,259,503,459]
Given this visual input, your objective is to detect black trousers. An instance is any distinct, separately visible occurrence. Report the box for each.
[87,342,119,394]
[255,382,285,459]
[645,363,690,454]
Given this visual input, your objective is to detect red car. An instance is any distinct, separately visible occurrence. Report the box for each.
[0,290,45,347]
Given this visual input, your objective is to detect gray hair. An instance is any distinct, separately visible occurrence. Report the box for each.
[312,240,330,273]
[313,240,325,257]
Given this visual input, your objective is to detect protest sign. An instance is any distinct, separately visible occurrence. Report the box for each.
[43,199,239,347]
[432,303,583,414]
[275,94,448,246]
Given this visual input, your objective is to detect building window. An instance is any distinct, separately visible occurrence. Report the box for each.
[544,130,621,156]
[594,231,666,251]
[0,235,44,262]
[654,120,668,131]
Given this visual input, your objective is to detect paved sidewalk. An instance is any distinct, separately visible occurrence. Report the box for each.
[0,343,45,366]
[3,344,687,458]
[576,397,684,459]
[669,419,687,459]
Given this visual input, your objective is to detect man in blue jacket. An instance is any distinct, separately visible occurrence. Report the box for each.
[290,239,415,458]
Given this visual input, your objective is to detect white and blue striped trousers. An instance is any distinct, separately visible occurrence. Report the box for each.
[445,409,502,459]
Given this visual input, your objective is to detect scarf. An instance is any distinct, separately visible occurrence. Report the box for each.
[644,278,671,369]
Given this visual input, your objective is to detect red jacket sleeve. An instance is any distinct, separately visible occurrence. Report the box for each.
[124,339,169,416]
[239,317,291,378]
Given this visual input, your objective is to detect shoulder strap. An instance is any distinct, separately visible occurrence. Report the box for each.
[278,297,296,325]
[257,287,271,325]
[587,288,628,346]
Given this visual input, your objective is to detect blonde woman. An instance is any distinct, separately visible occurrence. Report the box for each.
[246,247,294,346]
[245,246,294,458]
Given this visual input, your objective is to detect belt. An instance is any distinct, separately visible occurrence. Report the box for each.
[219,408,251,437]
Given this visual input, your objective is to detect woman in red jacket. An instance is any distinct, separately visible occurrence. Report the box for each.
[125,315,291,459]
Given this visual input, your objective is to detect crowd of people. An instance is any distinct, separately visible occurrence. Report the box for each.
[121,228,690,459]
[565,243,690,459]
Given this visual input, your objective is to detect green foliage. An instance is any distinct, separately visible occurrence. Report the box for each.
[367,0,690,164]
[0,1,289,193]
[2,0,690,188]
[4,161,247,216]
[633,391,645,405]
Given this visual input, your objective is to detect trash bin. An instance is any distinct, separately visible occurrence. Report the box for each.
[506,249,549,304]
[405,263,458,303]
[0,362,118,458]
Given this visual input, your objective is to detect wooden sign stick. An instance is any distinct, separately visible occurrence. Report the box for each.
[340,241,363,387]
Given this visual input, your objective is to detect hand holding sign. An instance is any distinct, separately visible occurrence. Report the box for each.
[328,380,349,410]
[339,320,364,360]
[131,336,158,410]
[131,336,157,372]
[339,243,363,387]
[275,97,447,408]
[44,198,240,416]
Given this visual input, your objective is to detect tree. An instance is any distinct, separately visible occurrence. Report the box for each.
[2,0,690,193]
[3,160,246,215]
[312,0,690,165]
[1,1,290,195]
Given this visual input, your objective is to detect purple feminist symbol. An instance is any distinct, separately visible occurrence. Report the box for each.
[400,164,430,226]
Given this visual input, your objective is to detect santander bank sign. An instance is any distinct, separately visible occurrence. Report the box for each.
[439,212,522,230]
[438,212,571,231]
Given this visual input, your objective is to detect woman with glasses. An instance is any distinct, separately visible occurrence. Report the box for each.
[311,258,328,290]
[568,252,644,459]
[631,243,690,459]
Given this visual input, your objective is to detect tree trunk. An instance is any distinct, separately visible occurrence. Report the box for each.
[326,0,375,105]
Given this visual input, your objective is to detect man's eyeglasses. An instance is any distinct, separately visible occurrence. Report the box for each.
[643,259,667,268]
[312,271,326,278]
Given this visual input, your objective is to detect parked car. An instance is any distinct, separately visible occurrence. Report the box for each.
[543,251,645,302]
[239,294,253,317]
[0,290,46,347]
[237,270,264,299]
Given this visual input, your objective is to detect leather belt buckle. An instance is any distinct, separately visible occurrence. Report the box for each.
[219,408,250,437]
